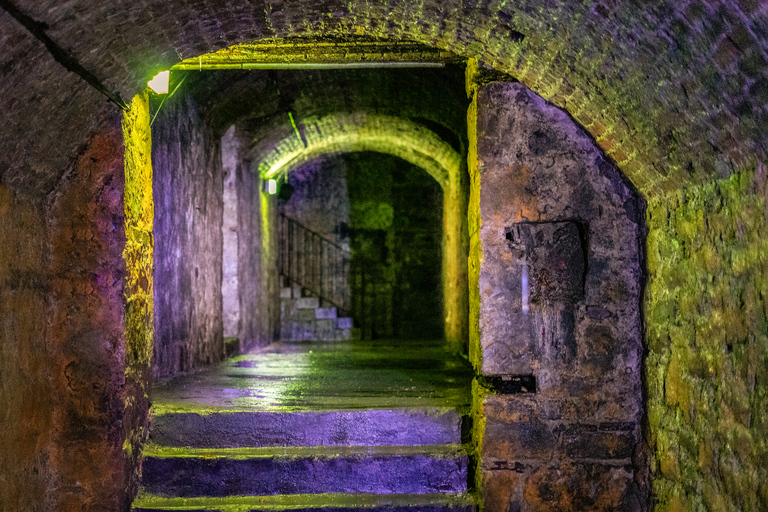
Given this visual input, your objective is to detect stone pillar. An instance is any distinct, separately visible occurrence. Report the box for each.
[467,64,648,511]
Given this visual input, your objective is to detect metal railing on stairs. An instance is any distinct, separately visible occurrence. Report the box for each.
[279,214,389,339]
[278,214,352,315]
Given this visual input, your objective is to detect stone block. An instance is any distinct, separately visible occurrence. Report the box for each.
[337,317,353,329]
[280,287,292,298]
[523,462,634,512]
[480,468,523,512]
[555,423,636,460]
[296,297,319,309]
[281,299,296,317]
[290,322,315,341]
[315,319,336,340]
[315,307,337,319]
[291,285,302,299]
[281,322,298,341]
[150,408,464,448]
[297,308,316,322]
[334,328,353,341]
[141,445,469,497]
[482,418,556,461]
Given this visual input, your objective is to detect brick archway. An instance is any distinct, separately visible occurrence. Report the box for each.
[251,111,467,348]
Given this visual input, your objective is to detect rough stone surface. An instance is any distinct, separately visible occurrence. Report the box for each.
[469,81,646,511]
[0,184,52,510]
[141,446,468,497]
[0,115,149,511]
[45,118,135,512]
[152,94,225,379]
[135,340,473,509]
[2,1,767,202]
[645,165,768,512]
[131,493,476,511]
[235,125,279,351]
[221,126,240,338]
[150,409,462,448]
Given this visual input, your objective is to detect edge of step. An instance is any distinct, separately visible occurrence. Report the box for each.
[141,443,468,460]
[132,492,476,511]
[149,407,463,448]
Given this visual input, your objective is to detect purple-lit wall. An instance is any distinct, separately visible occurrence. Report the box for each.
[152,95,225,379]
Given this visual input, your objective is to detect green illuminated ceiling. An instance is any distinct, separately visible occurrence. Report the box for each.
[171,39,462,70]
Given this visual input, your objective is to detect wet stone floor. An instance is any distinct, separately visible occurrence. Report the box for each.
[133,340,476,511]
[151,339,474,413]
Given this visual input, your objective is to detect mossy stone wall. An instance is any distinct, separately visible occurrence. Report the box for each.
[645,164,768,512]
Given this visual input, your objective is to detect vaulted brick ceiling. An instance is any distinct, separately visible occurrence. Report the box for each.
[1,0,766,201]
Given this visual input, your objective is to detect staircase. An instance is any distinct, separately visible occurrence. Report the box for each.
[132,340,476,511]
[280,285,354,342]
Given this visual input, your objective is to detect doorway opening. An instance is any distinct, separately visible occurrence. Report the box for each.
[277,152,445,341]
[128,40,646,511]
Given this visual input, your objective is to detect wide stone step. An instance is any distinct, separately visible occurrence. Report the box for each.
[132,492,476,511]
[150,407,463,448]
[140,444,468,498]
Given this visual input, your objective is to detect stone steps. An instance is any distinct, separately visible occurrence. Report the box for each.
[132,341,475,511]
[139,444,468,498]
[132,492,476,511]
[149,407,462,448]
[280,286,353,342]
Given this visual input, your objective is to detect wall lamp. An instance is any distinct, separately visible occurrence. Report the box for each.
[148,71,170,94]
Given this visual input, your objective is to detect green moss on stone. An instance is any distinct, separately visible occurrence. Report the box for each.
[646,162,768,512]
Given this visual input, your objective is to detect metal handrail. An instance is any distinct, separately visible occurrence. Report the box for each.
[278,214,352,315]
[279,214,391,339]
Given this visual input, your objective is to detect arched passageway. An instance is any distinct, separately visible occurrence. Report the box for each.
[251,112,466,347]
[1,3,767,512]
[140,60,646,511]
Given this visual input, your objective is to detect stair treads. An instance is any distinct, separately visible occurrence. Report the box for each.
[142,443,467,460]
[150,396,467,413]
[132,492,476,511]
[140,444,468,498]
[150,408,462,448]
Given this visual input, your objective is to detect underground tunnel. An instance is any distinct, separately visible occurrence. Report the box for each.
[1,2,768,512]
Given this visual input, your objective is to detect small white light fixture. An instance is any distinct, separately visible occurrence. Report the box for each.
[267,179,278,195]
[148,71,170,94]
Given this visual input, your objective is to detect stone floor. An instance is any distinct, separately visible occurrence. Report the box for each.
[133,340,476,511]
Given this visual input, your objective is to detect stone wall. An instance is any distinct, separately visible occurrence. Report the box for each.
[345,152,445,340]
[645,165,768,512]
[280,157,352,248]
[0,113,149,511]
[469,81,646,511]
[236,128,280,351]
[221,126,240,338]
[0,184,52,510]
[152,95,225,379]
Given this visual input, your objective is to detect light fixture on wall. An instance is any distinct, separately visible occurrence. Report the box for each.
[148,71,170,94]
[266,179,278,195]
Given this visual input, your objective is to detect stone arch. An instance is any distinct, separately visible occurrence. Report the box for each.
[251,112,467,348]
[4,1,766,201]
[255,112,460,189]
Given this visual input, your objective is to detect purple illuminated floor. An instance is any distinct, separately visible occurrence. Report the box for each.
[132,340,476,511]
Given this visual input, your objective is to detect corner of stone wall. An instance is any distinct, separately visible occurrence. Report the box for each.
[468,78,646,511]
[121,92,154,507]
[466,73,483,373]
